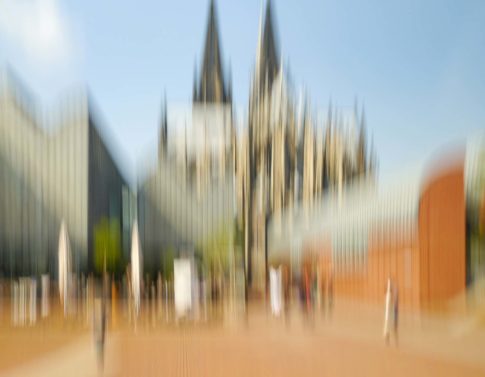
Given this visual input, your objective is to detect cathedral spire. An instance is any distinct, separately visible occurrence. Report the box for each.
[353,97,359,128]
[357,106,367,175]
[192,61,198,102]
[227,63,233,103]
[159,92,168,160]
[194,0,229,104]
[255,0,280,93]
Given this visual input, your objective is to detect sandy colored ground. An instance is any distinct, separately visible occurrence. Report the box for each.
[0,298,484,376]
[0,326,86,373]
[0,300,87,373]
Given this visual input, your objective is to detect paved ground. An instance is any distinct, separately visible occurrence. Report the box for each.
[108,301,485,377]
[0,336,108,377]
[0,323,87,373]
[0,301,88,374]
[1,299,484,377]
[111,327,483,377]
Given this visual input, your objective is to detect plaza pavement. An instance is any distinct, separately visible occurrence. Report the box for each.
[1,298,484,377]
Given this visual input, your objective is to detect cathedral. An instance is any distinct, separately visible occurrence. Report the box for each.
[159,0,235,199]
[156,0,376,292]
[240,1,376,292]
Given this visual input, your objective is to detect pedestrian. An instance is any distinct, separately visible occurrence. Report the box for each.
[94,297,107,370]
[269,267,280,317]
[305,269,311,314]
[283,266,291,325]
[303,268,315,327]
[383,278,392,344]
[311,270,318,310]
[393,284,399,345]
[299,275,306,313]
[320,272,326,316]
[327,272,334,318]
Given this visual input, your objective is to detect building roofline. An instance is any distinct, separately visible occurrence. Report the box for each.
[0,67,134,190]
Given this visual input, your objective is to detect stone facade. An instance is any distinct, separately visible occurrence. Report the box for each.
[237,2,377,293]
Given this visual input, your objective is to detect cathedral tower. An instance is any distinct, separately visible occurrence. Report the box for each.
[193,0,232,104]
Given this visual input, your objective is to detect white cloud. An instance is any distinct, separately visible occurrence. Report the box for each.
[0,0,74,64]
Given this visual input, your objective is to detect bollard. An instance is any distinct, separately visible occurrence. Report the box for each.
[151,283,156,327]
[0,281,3,322]
[41,275,50,318]
[111,280,117,329]
[29,278,37,325]
[157,274,162,318]
[86,277,91,325]
[165,280,169,322]
[19,279,26,326]
[12,281,18,326]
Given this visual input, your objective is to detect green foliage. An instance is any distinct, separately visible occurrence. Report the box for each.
[161,246,175,280]
[94,217,122,275]
[198,226,234,276]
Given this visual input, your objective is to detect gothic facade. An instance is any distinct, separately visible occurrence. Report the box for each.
[241,1,376,293]
[159,0,235,199]
[155,0,376,292]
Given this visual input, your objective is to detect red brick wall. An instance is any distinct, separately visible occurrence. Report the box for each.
[317,231,421,310]
[307,161,466,311]
[418,163,466,305]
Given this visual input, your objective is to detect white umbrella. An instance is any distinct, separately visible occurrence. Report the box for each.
[58,220,71,316]
[131,220,142,317]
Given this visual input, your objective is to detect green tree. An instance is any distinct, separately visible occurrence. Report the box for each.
[94,217,122,276]
[199,226,233,277]
[161,246,175,281]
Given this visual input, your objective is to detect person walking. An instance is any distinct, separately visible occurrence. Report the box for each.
[311,270,318,311]
[327,271,334,318]
[94,270,108,371]
[383,278,392,345]
[283,266,291,326]
[393,284,399,345]
[299,275,306,315]
[304,268,315,327]
[93,297,107,370]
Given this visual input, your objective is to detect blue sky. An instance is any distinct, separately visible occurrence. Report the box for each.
[0,0,484,182]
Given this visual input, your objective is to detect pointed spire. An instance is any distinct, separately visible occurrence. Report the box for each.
[327,98,333,126]
[303,92,313,140]
[360,105,366,130]
[192,60,198,102]
[353,97,359,128]
[159,92,168,159]
[227,62,233,103]
[369,134,375,173]
[255,0,280,93]
[357,105,367,175]
[325,103,332,143]
[280,52,284,75]
[194,0,229,104]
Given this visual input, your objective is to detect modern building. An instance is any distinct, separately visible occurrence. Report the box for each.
[0,69,134,277]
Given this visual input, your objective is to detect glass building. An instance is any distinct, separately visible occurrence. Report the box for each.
[0,69,134,278]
